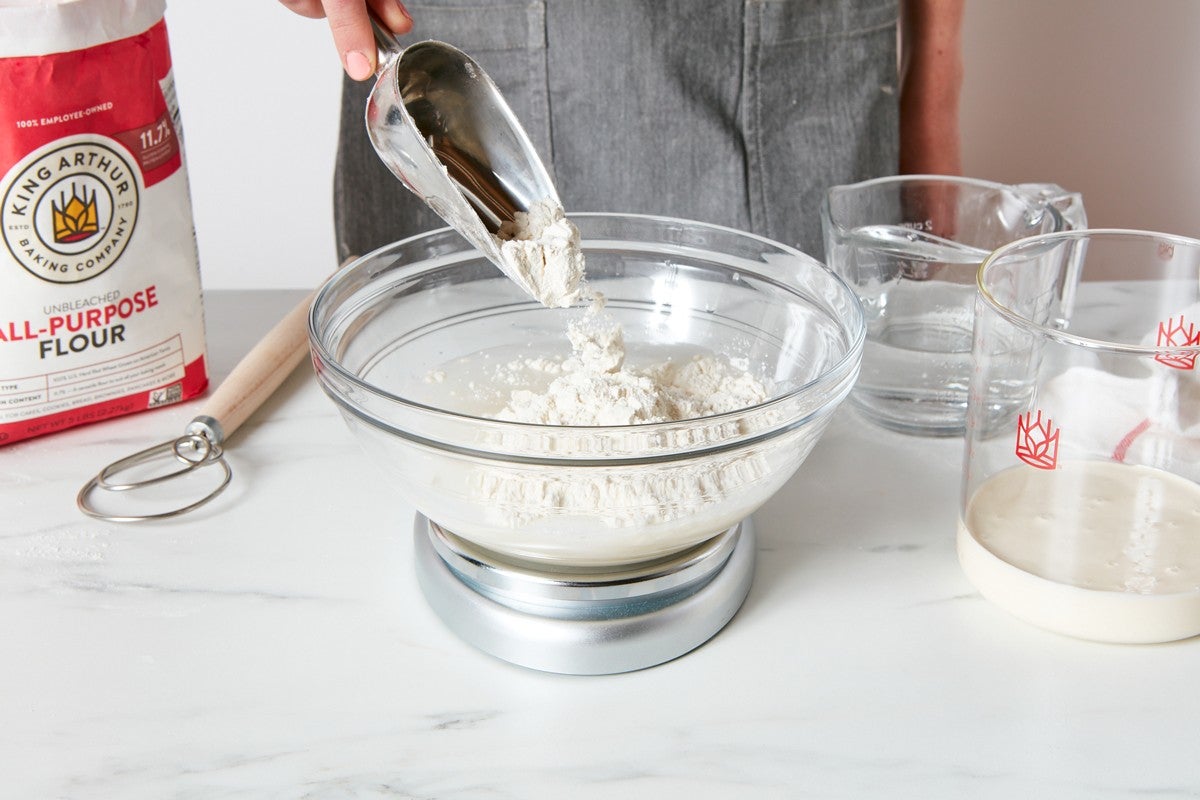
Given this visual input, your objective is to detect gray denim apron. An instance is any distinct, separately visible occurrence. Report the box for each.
[333,0,899,264]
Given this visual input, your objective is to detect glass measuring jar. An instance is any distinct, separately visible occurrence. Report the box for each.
[821,175,1084,436]
[960,229,1200,643]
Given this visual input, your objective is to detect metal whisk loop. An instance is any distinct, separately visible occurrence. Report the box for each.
[94,432,221,491]
[75,282,326,523]
[77,417,232,522]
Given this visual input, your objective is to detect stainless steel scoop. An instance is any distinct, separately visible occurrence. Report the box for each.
[365,20,558,294]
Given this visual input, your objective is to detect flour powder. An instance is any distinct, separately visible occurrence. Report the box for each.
[494,198,586,308]
[468,295,773,531]
[496,299,769,426]
[457,200,775,536]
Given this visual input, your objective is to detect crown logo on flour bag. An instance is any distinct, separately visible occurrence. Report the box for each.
[3,139,141,283]
[52,183,101,244]
[0,0,208,446]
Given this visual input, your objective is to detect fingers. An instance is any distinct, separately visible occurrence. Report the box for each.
[278,0,413,81]
[319,0,378,80]
[368,0,413,40]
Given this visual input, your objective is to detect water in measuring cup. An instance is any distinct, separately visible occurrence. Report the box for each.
[842,225,992,435]
[849,224,991,264]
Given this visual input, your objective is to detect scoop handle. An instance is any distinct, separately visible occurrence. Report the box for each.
[369,8,403,68]
[190,291,315,444]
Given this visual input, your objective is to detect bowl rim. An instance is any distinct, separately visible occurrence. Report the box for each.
[977,228,1200,355]
[308,211,866,434]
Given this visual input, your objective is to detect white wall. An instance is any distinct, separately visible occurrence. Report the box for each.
[166,0,1200,290]
[165,1,342,290]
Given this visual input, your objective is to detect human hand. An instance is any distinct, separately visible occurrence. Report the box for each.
[277,0,413,80]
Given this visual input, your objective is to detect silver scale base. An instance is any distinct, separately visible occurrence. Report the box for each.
[413,514,756,675]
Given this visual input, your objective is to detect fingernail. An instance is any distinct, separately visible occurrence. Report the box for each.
[344,50,373,81]
[395,0,413,22]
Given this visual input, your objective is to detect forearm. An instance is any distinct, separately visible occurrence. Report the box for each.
[898,0,964,175]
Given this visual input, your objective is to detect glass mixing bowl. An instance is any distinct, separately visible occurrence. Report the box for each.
[309,214,864,567]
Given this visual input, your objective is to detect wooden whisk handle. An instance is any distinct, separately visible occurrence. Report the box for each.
[193,291,316,444]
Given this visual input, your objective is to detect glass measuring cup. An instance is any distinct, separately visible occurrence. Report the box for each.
[821,175,1085,436]
[960,229,1200,643]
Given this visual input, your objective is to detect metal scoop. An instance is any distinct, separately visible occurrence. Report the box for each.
[364,20,558,295]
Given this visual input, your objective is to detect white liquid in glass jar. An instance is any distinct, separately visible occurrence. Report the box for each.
[958,460,1200,643]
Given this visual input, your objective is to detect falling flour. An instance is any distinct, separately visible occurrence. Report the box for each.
[455,207,776,539]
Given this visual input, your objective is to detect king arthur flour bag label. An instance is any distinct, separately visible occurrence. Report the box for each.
[0,0,208,446]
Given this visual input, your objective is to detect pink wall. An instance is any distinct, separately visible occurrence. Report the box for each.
[961,0,1200,239]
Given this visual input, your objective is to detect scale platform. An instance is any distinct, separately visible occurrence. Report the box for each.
[413,515,756,675]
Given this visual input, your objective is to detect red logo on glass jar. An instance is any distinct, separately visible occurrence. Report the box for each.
[1154,316,1199,370]
[1015,410,1060,470]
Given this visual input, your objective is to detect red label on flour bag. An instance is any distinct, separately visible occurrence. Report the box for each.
[0,0,208,446]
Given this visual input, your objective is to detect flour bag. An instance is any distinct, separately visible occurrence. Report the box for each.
[0,0,207,446]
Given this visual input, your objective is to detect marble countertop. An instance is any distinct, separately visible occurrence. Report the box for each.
[4,290,1198,799]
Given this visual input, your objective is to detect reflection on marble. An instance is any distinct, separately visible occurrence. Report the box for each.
[2,291,1198,799]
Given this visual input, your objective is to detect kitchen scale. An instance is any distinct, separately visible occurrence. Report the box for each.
[413,514,756,674]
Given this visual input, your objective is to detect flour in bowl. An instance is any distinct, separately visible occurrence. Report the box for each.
[496,298,768,426]
[486,200,767,424]
[456,297,777,537]
[424,208,781,544]
[411,317,783,541]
